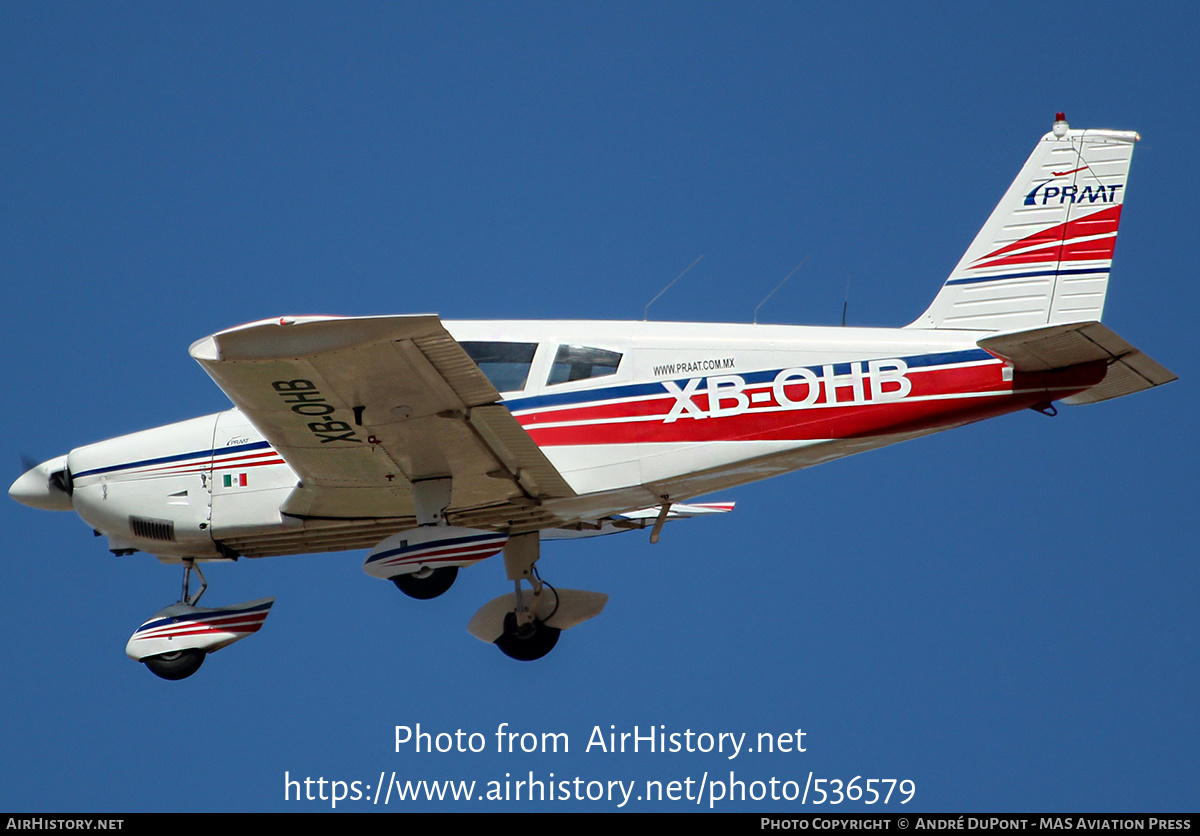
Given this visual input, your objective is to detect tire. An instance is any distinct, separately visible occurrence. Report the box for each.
[143,649,205,681]
[391,566,458,600]
[495,611,560,661]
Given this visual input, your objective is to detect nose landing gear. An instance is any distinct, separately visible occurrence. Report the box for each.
[126,559,275,681]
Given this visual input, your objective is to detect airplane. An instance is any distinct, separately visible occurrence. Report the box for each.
[9,114,1176,680]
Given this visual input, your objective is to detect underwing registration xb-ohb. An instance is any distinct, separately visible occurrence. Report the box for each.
[10,115,1175,680]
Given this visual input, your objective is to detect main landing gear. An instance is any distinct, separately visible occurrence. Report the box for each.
[365,478,607,661]
[466,532,608,662]
[125,559,274,681]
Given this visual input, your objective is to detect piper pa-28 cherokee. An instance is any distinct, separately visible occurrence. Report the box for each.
[10,114,1176,679]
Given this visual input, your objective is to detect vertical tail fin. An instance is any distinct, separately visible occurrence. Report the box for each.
[910,115,1139,332]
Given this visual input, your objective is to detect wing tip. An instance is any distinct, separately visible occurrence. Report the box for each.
[188,335,219,361]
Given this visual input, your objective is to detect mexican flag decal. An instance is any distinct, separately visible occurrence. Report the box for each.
[223,473,248,488]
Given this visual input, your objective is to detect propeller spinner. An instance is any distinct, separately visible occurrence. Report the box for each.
[10,455,74,511]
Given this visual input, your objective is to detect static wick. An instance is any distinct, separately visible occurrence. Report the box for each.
[644,256,704,321]
[753,257,810,324]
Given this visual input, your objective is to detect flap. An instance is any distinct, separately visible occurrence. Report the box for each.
[190,315,574,521]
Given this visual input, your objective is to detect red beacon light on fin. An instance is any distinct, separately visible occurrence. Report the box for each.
[1053,112,1069,138]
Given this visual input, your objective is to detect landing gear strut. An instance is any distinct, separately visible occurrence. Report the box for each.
[180,557,207,605]
[495,532,559,661]
[466,562,608,661]
[463,532,607,662]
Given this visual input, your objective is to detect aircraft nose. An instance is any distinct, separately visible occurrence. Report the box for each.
[9,455,74,511]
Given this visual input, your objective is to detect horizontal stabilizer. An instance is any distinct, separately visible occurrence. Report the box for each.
[978,321,1176,404]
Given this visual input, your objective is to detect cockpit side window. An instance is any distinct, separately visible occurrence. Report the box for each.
[460,341,539,393]
[547,345,623,386]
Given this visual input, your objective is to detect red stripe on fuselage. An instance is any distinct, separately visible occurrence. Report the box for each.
[517,362,1002,439]
[118,450,286,479]
[518,363,1103,446]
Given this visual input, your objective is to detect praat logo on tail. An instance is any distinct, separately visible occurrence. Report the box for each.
[10,113,1176,680]
[1023,180,1121,206]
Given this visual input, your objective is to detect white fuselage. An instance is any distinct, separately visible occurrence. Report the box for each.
[45,319,1099,563]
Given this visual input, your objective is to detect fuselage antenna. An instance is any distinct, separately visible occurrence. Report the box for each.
[644,255,704,321]
[753,257,809,324]
[841,273,852,326]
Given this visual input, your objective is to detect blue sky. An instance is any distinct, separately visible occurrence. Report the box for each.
[2,2,1196,812]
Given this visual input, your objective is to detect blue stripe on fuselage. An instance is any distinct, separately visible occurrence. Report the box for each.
[71,440,273,480]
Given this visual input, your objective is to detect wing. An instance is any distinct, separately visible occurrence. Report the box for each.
[190,315,574,528]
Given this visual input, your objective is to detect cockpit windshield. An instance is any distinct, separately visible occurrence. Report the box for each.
[460,341,539,393]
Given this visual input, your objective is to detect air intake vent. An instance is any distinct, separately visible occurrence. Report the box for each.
[130,516,176,542]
